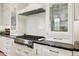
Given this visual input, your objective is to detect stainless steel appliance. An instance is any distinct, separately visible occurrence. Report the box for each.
[14,35,45,48]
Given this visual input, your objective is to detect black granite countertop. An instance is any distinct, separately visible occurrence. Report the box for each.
[34,40,79,51]
[34,40,73,51]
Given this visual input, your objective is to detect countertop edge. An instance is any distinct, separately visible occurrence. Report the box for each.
[34,41,73,51]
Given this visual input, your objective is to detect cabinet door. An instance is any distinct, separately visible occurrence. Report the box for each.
[73,51,79,56]
[14,43,33,56]
[34,44,44,56]
[34,44,72,56]
[46,3,73,34]
[50,4,68,32]
[11,7,16,30]
[42,44,72,56]
[74,3,79,20]
[46,3,74,44]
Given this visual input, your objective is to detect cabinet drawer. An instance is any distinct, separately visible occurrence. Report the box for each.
[15,47,31,56]
[45,46,72,56]
[42,46,59,56]
[73,51,79,56]
[46,37,72,44]
[34,44,72,56]
[14,43,33,56]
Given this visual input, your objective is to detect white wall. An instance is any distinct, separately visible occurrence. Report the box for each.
[16,15,26,35]
[2,3,11,28]
[74,21,79,41]
[25,13,46,36]
[0,3,3,26]
[0,3,7,31]
[16,3,28,11]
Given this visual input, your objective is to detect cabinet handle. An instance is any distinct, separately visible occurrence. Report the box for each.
[23,51,29,54]
[49,50,59,53]
[36,49,38,55]
[54,38,62,40]
[17,48,21,51]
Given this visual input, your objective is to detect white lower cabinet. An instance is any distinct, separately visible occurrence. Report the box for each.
[73,51,79,56]
[14,43,33,56]
[33,44,43,56]
[34,43,72,56]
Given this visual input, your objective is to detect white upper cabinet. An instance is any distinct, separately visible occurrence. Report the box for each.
[74,3,79,20]
[10,4,17,30]
[46,3,74,44]
[0,4,3,26]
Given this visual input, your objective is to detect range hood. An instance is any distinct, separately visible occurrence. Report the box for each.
[17,4,45,16]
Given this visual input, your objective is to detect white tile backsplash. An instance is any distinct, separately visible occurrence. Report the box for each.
[25,12,46,36]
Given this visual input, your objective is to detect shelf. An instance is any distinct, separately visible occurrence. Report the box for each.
[19,8,45,16]
[17,4,45,16]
